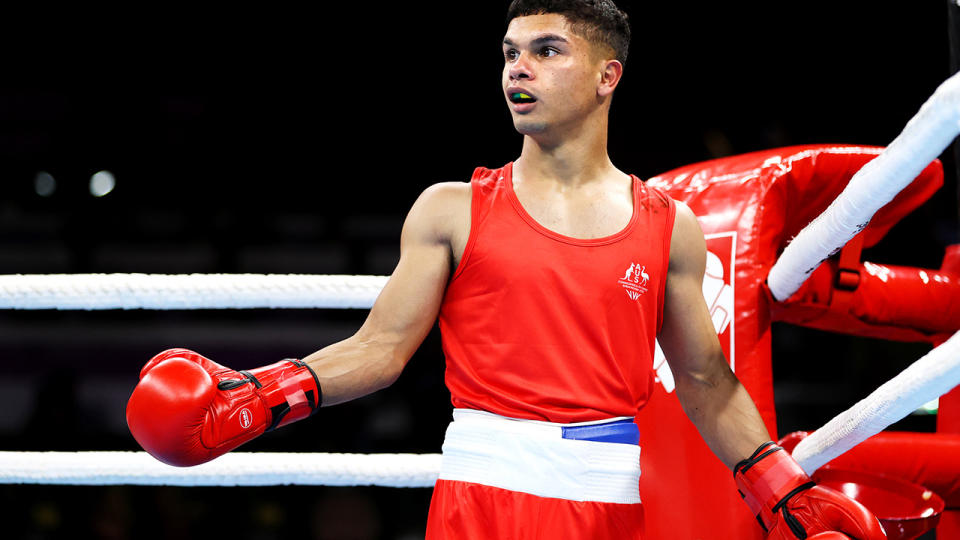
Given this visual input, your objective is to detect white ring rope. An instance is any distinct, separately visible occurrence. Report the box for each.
[793,329,960,474]
[768,70,960,301]
[0,273,388,310]
[3,324,956,485]
[0,451,441,487]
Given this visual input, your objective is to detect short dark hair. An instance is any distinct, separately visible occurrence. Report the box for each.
[506,0,631,65]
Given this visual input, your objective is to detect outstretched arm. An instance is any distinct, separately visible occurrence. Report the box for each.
[302,182,469,405]
[657,201,769,468]
[126,182,469,466]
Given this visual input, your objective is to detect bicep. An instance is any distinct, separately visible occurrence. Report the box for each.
[356,183,468,362]
[657,202,726,378]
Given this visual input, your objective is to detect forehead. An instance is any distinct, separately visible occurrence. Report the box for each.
[503,13,585,46]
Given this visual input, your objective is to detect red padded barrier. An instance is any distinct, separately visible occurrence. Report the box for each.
[639,145,943,540]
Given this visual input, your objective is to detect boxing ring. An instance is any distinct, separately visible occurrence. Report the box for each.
[5,52,960,540]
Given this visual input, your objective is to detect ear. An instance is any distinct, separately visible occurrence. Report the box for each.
[597,59,624,98]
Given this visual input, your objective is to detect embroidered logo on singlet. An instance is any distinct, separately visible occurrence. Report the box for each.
[618,262,649,300]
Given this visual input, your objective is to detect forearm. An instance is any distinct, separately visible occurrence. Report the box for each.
[302,328,407,407]
[674,359,771,469]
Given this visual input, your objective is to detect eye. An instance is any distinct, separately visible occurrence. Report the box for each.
[504,48,519,62]
[539,47,559,58]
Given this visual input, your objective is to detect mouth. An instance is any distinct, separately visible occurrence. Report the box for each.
[508,91,538,105]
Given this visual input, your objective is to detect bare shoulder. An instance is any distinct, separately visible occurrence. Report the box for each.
[668,200,707,275]
[417,181,472,209]
[402,182,472,246]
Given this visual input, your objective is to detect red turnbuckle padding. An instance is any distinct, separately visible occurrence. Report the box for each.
[734,443,814,530]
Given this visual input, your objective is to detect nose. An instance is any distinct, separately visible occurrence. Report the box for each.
[508,52,534,81]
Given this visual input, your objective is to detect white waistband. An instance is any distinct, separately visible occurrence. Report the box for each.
[438,409,642,504]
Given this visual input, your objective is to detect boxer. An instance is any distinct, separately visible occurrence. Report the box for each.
[127,1,887,538]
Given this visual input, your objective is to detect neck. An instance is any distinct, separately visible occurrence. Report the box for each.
[514,110,618,187]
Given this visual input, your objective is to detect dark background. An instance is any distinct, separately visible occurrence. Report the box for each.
[0,1,955,538]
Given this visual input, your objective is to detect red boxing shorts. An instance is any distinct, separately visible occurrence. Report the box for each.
[425,409,646,539]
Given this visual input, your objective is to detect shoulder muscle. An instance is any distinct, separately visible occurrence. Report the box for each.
[668,201,707,280]
[401,181,471,248]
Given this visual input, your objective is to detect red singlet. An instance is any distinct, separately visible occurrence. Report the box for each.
[439,162,677,423]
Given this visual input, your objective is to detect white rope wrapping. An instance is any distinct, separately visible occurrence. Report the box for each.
[792,330,960,474]
[767,70,960,301]
[0,273,388,310]
[0,451,441,487]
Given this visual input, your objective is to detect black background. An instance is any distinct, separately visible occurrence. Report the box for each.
[0,1,955,538]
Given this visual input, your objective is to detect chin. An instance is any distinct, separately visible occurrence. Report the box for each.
[513,118,549,135]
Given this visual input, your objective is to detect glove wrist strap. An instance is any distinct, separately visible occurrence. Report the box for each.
[734,442,813,531]
[248,359,322,431]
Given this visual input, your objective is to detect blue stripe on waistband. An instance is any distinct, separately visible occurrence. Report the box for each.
[561,418,639,445]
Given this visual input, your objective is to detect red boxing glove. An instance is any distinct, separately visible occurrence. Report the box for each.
[734,442,886,540]
[126,348,321,467]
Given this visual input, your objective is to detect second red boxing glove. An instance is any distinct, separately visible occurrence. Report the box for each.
[126,348,321,467]
[734,442,887,539]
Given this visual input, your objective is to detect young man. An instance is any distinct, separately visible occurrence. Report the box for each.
[126,1,888,538]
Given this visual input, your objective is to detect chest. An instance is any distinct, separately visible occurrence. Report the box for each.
[514,184,635,240]
[445,205,668,351]
[449,190,635,270]
[459,196,666,310]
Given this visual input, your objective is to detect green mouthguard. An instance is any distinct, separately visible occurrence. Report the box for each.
[512,92,532,100]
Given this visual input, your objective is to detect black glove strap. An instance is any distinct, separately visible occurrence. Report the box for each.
[263,360,322,432]
[216,371,262,390]
[773,481,818,513]
[733,441,778,475]
[288,358,323,411]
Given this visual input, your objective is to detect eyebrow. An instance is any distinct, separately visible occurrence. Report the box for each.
[502,34,570,48]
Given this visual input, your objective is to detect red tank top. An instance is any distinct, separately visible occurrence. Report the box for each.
[439,162,677,423]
